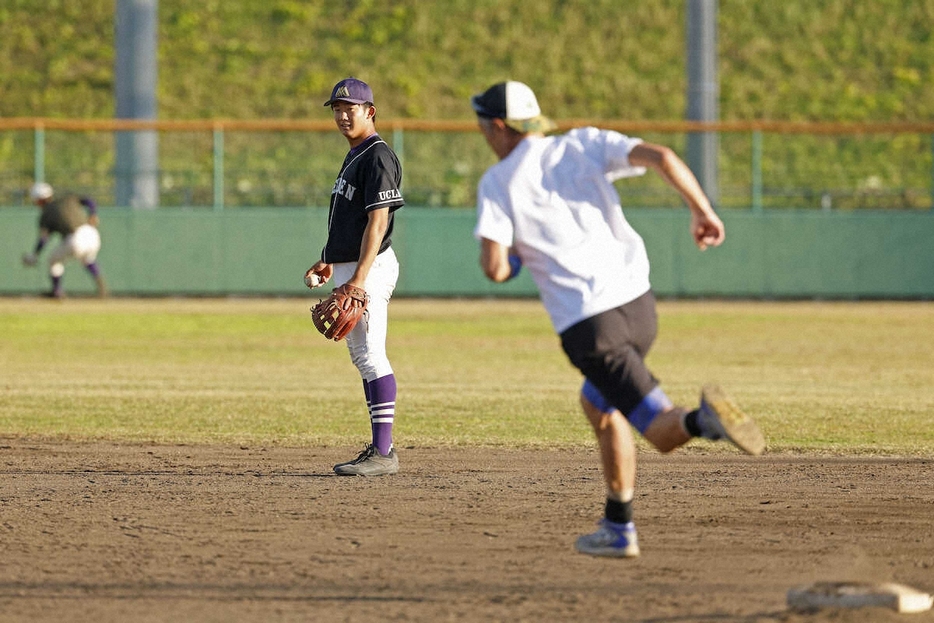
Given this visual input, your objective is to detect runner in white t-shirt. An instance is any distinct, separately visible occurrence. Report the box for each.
[471,81,765,558]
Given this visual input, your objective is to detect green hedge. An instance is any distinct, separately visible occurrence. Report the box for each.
[2,0,932,208]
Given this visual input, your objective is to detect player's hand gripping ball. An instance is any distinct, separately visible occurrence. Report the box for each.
[304,272,323,288]
[310,283,369,341]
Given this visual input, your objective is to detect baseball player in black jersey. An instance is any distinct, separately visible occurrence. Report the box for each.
[22,182,106,299]
[305,78,405,476]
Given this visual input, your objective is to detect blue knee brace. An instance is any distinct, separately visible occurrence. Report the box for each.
[580,380,673,434]
[627,387,674,434]
[581,379,614,414]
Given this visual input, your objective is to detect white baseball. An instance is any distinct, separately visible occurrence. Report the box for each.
[304,273,322,288]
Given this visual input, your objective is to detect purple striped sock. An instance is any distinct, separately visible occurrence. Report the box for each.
[367,374,396,455]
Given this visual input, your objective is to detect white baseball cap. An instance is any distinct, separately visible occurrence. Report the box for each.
[470,81,557,133]
[30,182,53,201]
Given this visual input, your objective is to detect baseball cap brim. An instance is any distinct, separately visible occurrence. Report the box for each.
[323,96,371,106]
[503,116,558,134]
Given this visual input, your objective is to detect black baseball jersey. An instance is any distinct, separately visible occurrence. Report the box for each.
[38,195,90,236]
[322,134,404,263]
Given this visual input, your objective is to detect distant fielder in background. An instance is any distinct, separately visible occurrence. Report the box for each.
[471,81,765,557]
[22,182,107,299]
[304,77,405,476]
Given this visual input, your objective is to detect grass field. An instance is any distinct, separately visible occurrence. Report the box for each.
[1,297,932,455]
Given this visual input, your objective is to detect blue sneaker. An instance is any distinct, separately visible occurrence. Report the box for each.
[575,519,640,558]
[699,384,766,456]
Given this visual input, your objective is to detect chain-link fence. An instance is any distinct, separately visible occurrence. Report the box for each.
[2,119,932,210]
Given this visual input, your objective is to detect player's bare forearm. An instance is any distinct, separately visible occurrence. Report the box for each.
[630,143,724,249]
[480,238,514,282]
[631,144,711,213]
[349,208,389,287]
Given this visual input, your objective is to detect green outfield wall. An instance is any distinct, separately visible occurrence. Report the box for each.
[1,207,932,299]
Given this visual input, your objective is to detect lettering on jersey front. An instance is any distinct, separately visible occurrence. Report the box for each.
[378,189,402,202]
[332,176,356,201]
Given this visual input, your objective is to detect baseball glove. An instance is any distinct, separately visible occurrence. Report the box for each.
[310,283,369,341]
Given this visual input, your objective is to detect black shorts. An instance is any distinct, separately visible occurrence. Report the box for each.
[559,290,659,415]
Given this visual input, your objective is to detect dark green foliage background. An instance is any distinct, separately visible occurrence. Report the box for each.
[2,0,932,121]
[1,1,932,209]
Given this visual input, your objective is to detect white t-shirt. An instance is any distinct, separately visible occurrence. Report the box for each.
[474,127,652,333]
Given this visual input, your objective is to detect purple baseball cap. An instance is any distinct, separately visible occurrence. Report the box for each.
[324,77,374,106]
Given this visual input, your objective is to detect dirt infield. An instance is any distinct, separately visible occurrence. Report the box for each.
[1,441,932,623]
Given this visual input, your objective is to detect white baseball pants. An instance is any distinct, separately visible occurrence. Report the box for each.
[330,247,399,382]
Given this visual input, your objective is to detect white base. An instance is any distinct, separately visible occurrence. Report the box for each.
[788,581,933,614]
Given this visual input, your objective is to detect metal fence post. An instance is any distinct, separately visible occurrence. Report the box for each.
[34,124,46,184]
[213,125,224,210]
[752,129,762,212]
[686,0,719,206]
